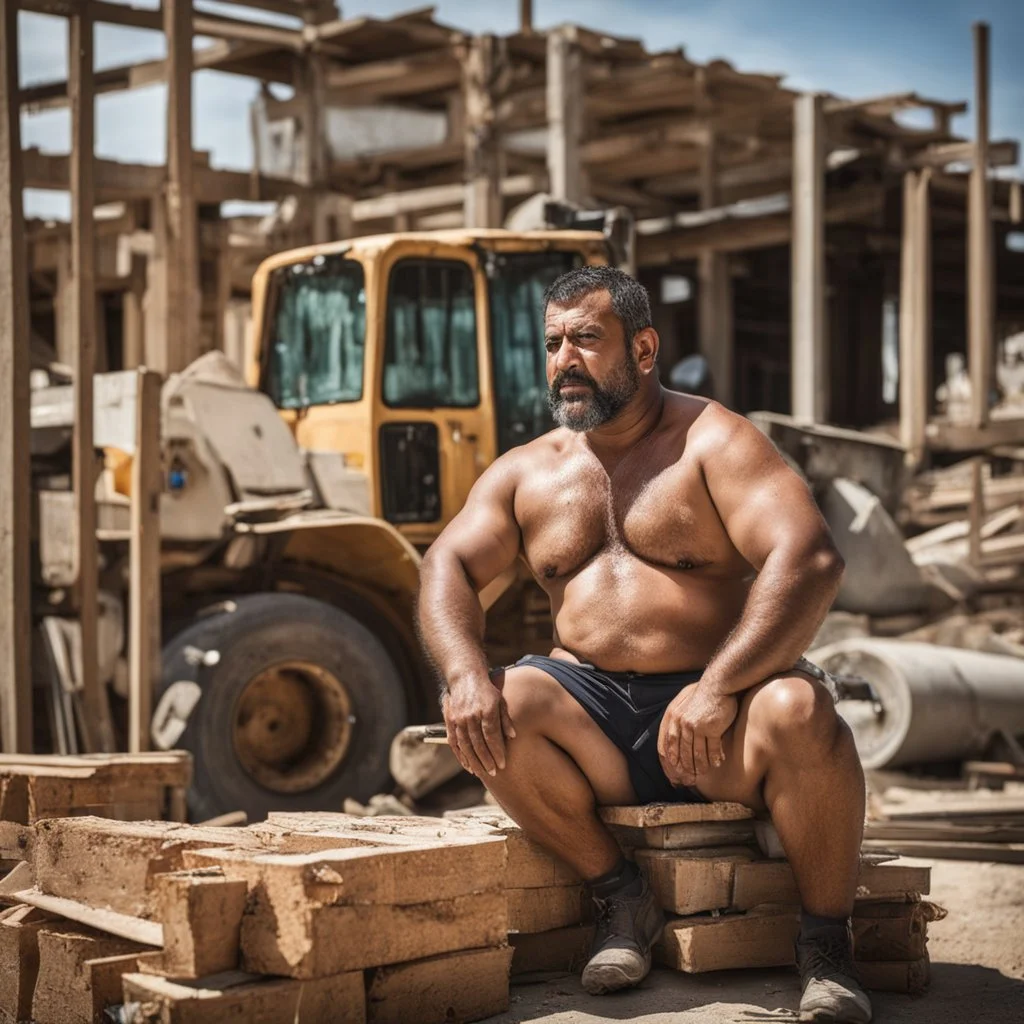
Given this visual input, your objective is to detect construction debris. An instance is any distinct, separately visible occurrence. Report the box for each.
[0,799,944,1021]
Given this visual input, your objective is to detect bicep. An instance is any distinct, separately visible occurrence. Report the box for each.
[429,461,522,591]
[701,416,831,570]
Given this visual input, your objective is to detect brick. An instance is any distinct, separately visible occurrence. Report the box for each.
[858,958,930,994]
[86,951,163,1017]
[636,848,756,915]
[0,823,32,863]
[186,835,505,910]
[657,902,938,974]
[510,924,594,976]
[600,802,753,827]
[507,886,585,933]
[32,923,149,1024]
[32,818,264,917]
[366,946,512,1024]
[0,905,51,1024]
[610,819,757,851]
[151,870,248,978]
[242,889,508,978]
[121,969,365,1024]
[730,859,931,910]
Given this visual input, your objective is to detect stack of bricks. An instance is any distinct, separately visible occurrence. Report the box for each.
[602,801,941,994]
[443,807,594,978]
[0,811,514,1024]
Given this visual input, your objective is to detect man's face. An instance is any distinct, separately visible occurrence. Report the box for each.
[544,289,641,432]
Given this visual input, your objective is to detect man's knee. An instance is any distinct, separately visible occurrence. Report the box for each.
[498,666,566,733]
[749,672,839,752]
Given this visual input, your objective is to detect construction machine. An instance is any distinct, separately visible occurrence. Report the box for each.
[31,224,616,820]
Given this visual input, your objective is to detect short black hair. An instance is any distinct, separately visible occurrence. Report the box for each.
[543,265,652,347]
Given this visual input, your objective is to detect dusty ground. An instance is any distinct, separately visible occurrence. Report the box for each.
[493,859,1024,1024]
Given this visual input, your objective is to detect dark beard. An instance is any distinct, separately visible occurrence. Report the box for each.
[548,358,641,432]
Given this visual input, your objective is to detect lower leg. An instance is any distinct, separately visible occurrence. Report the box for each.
[765,716,865,918]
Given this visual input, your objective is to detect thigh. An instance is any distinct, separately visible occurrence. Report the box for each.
[495,664,638,806]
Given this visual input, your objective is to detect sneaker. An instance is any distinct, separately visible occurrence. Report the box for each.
[581,872,665,995]
[796,925,873,1023]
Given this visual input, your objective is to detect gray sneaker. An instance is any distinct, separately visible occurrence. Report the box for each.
[581,873,665,995]
[796,927,873,1023]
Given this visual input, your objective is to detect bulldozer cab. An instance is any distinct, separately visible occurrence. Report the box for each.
[246,229,609,545]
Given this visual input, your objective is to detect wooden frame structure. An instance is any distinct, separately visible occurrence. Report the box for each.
[3,3,1023,749]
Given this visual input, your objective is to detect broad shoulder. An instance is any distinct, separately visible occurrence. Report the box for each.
[679,397,767,465]
[473,428,574,497]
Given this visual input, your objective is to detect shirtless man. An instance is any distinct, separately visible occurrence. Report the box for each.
[416,266,870,1023]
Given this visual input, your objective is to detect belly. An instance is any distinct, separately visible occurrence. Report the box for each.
[549,552,751,673]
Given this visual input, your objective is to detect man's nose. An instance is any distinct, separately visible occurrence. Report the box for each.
[552,337,579,372]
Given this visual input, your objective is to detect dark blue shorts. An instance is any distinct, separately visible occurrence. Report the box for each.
[511,654,707,806]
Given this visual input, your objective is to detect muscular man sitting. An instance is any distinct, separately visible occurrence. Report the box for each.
[416,266,870,1023]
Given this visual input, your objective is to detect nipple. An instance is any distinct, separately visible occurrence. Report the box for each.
[677,558,695,570]
[543,565,558,579]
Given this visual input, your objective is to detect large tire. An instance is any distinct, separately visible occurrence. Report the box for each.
[158,593,408,822]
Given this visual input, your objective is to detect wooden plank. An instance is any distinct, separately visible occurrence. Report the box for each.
[129,369,163,753]
[69,2,114,754]
[546,26,584,204]
[462,34,502,229]
[791,92,827,424]
[12,888,163,946]
[164,0,201,373]
[968,22,993,429]
[0,0,33,754]
[599,802,753,827]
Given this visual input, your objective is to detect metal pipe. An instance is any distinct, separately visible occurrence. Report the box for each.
[811,638,1024,768]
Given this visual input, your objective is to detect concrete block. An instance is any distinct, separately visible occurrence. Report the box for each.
[510,924,594,976]
[242,890,508,978]
[0,905,51,1024]
[31,923,149,1024]
[636,848,756,915]
[121,969,365,1023]
[600,803,752,828]
[366,945,513,1024]
[611,820,757,851]
[507,886,585,933]
[152,870,248,978]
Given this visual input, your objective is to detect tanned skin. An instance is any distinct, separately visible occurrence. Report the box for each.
[417,288,865,919]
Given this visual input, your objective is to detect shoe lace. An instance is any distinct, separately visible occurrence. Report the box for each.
[801,934,857,985]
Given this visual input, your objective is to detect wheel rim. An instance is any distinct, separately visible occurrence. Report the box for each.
[232,659,354,793]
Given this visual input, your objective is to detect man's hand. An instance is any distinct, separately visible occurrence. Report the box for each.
[442,676,516,778]
[658,684,738,788]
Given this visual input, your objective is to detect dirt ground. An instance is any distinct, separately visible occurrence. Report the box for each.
[493,859,1024,1024]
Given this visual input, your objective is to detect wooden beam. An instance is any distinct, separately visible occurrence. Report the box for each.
[790,92,827,424]
[968,22,993,429]
[128,369,162,754]
[69,4,114,752]
[520,0,533,33]
[0,0,32,753]
[463,34,502,229]
[907,138,1018,170]
[352,174,541,221]
[899,170,932,464]
[546,26,584,204]
[164,0,200,372]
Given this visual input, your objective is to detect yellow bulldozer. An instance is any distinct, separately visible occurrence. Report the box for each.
[32,222,618,820]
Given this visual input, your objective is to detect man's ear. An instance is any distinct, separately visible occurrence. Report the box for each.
[634,327,660,373]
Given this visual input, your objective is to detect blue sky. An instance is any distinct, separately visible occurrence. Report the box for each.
[17,0,1024,220]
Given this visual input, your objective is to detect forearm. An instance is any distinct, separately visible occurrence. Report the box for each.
[701,545,843,697]
[416,550,491,692]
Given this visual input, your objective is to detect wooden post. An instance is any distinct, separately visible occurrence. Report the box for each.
[144,195,169,373]
[164,0,200,373]
[129,369,162,754]
[968,456,984,567]
[899,170,932,464]
[546,26,584,205]
[697,122,734,406]
[790,92,827,424]
[968,22,993,429]
[520,0,533,33]
[463,34,502,228]
[69,4,113,752]
[0,0,33,753]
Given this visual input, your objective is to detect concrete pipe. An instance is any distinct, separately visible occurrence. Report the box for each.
[809,638,1024,769]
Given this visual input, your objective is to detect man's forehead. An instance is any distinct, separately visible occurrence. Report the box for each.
[544,289,614,326]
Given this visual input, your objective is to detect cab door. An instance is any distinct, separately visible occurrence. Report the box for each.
[375,246,495,545]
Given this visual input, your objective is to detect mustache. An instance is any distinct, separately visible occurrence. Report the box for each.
[551,370,595,391]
